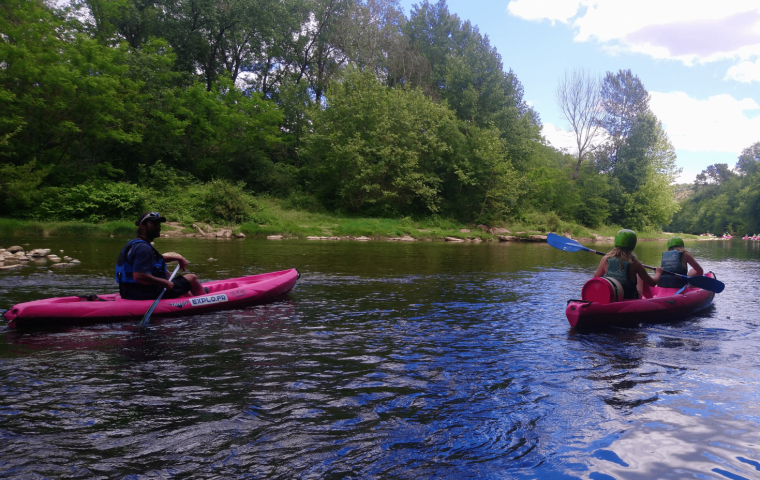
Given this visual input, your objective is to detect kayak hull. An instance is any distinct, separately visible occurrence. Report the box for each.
[565,273,716,329]
[3,269,298,328]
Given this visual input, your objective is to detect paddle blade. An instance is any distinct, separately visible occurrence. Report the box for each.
[686,275,725,294]
[547,233,588,253]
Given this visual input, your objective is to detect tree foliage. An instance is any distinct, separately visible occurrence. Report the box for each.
[670,141,760,235]
[0,0,682,229]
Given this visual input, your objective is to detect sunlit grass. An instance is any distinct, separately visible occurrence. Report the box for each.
[0,218,135,237]
[0,198,702,241]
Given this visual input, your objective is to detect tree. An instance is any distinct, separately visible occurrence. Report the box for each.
[596,69,650,172]
[556,68,604,180]
[606,112,680,228]
[301,67,459,215]
[736,141,760,175]
[695,163,735,186]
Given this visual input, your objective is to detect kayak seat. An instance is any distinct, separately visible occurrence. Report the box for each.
[77,295,110,302]
[205,282,239,294]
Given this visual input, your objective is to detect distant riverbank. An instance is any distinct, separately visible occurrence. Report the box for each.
[0,200,704,243]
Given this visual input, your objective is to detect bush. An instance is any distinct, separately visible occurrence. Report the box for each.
[203,180,258,223]
[282,190,323,212]
[35,182,146,222]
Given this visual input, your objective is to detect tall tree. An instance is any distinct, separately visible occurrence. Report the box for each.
[596,69,650,172]
[736,141,760,176]
[556,68,604,180]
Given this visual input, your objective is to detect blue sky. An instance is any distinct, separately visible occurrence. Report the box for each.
[396,0,760,183]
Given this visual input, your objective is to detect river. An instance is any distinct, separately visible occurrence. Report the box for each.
[1,236,759,479]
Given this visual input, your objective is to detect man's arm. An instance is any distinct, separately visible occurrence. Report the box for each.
[133,272,173,289]
[130,243,173,289]
[163,254,188,271]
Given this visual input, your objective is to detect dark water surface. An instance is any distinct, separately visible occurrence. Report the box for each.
[1,237,759,479]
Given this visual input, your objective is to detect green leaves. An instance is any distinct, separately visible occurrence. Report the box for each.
[302,68,455,215]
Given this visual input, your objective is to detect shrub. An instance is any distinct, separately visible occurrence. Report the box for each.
[35,182,146,222]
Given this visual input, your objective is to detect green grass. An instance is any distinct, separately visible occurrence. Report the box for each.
[0,199,699,241]
[0,218,135,237]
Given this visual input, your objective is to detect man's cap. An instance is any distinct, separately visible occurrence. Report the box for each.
[136,212,167,226]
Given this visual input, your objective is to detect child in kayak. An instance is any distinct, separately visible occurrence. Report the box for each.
[657,237,703,289]
[593,229,663,299]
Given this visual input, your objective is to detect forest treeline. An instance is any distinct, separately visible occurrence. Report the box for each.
[1,0,680,228]
[668,143,760,235]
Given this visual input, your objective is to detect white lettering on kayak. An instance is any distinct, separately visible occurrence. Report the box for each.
[189,294,229,307]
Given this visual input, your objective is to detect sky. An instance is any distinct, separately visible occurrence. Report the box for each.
[396,0,760,183]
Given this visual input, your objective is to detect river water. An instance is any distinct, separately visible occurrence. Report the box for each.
[0,236,759,479]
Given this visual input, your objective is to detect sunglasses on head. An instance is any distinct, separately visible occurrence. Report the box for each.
[140,212,162,224]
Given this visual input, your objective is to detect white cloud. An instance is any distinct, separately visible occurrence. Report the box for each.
[541,123,578,152]
[649,91,760,153]
[507,0,760,73]
[507,0,580,25]
[725,58,760,83]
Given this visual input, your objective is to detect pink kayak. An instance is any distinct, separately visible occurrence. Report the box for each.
[3,268,299,328]
[566,273,716,329]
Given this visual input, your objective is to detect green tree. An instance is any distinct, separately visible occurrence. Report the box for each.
[736,142,760,175]
[596,69,650,173]
[301,67,459,215]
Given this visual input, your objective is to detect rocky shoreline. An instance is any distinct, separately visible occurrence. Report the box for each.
[0,245,81,271]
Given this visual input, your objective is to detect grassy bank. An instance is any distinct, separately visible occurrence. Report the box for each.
[0,219,136,237]
[0,199,702,241]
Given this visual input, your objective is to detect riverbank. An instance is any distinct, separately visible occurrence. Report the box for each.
[0,201,704,243]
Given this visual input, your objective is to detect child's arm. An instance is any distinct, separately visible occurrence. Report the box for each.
[593,257,608,278]
[683,252,704,276]
[634,262,663,287]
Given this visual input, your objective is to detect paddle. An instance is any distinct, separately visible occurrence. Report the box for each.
[546,233,725,293]
[139,264,181,326]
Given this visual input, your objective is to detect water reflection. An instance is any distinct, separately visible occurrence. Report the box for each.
[0,238,759,477]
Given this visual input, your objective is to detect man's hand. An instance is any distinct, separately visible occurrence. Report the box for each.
[163,279,174,290]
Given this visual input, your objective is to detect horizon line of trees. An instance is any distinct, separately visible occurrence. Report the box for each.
[1,0,680,229]
[667,142,760,235]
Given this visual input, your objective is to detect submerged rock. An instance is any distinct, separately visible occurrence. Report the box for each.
[445,237,466,243]
[0,264,24,270]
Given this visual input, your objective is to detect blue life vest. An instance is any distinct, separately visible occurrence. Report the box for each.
[658,250,687,288]
[604,257,639,299]
[115,239,167,284]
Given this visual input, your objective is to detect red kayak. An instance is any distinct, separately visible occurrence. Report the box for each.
[3,269,299,328]
[565,273,716,329]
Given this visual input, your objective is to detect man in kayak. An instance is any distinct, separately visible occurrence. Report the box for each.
[593,229,663,299]
[115,212,206,300]
[657,237,703,289]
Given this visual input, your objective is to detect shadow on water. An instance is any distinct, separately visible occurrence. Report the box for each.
[0,238,759,478]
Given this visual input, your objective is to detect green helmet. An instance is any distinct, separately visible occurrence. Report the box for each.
[667,237,684,249]
[614,229,637,249]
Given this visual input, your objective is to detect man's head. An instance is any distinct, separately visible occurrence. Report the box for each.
[136,212,166,241]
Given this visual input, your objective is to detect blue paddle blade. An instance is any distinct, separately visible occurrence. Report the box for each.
[686,275,725,294]
[547,233,588,252]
